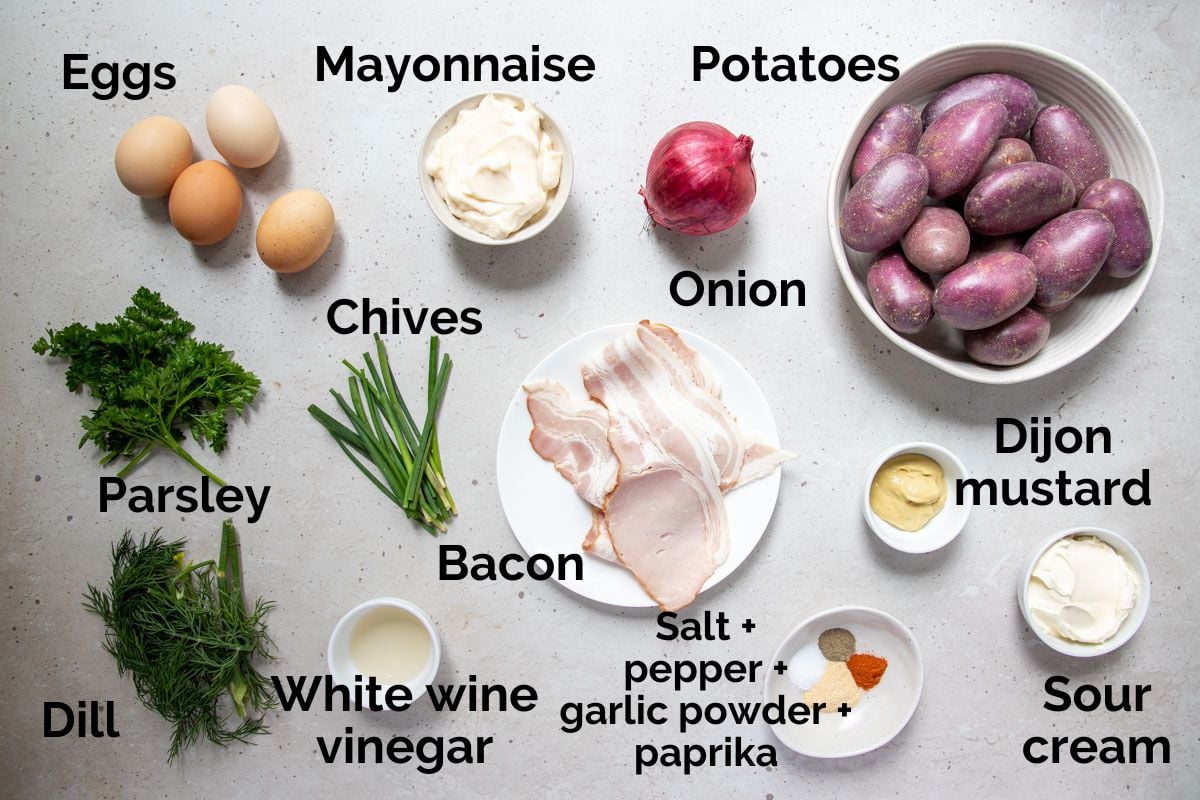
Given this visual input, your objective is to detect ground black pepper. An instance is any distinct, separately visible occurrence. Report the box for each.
[818,627,856,661]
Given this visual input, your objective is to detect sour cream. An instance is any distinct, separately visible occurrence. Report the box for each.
[426,94,562,239]
[1028,535,1140,644]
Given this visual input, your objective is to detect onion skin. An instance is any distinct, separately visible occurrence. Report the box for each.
[640,122,756,236]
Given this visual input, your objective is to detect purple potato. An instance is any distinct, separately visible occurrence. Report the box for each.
[1077,178,1153,278]
[933,251,1037,330]
[1031,105,1110,196]
[917,99,1007,199]
[964,162,1076,235]
[967,233,1026,261]
[867,251,934,334]
[1038,299,1073,314]
[840,153,929,252]
[963,138,1035,194]
[901,207,970,274]
[964,307,1051,366]
[1023,209,1115,307]
[922,73,1040,138]
[851,104,923,184]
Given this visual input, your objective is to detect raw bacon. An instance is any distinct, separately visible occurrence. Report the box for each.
[525,378,619,509]
[525,322,794,610]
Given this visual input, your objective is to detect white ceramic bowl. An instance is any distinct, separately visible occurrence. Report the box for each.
[863,441,969,553]
[1018,527,1150,657]
[765,606,923,758]
[327,597,442,704]
[419,92,573,245]
[828,41,1164,384]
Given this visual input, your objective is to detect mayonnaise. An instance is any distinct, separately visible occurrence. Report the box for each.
[1028,535,1140,644]
[426,94,562,239]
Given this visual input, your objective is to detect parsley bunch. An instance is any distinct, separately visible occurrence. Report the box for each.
[33,287,260,486]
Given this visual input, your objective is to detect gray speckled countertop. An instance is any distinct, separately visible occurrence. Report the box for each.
[1,1,1197,798]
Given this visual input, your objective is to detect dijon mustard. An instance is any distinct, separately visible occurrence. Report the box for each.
[870,453,947,531]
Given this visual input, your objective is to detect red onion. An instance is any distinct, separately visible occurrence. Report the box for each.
[640,121,756,236]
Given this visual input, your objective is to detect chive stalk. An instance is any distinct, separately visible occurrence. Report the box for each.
[308,336,455,534]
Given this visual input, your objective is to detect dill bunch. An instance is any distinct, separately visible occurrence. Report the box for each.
[84,520,275,761]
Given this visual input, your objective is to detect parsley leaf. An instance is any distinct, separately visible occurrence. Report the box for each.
[34,287,260,486]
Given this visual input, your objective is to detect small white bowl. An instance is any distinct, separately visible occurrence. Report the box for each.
[327,597,442,704]
[828,41,1164,384]
[765,606,923,758]
[863,441,970,553]
[419,92,573,245]
[1018,527,1150,657]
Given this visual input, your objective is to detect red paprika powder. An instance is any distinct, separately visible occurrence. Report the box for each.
[847,652,888,690]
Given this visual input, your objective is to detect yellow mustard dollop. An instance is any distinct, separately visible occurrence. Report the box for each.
[870,453,947,531]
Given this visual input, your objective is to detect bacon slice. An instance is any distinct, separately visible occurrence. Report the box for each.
[582,508,617,562]
[583,440,793,565]
[644,321,718,396]
[524,378,618,508]
[739,440,797,487]
[632,321,770,490]
[581,324,732,609]
[603,465,722,611]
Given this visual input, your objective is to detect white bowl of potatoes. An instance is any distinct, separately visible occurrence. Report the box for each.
[828,41,1163,384]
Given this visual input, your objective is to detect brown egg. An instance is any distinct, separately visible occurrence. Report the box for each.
[168,160,242,245]
[114,116,193,197]
[256,189,335,272]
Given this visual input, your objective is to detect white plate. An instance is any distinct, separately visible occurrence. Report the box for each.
[496,323,784,608]
[765,606,923,758]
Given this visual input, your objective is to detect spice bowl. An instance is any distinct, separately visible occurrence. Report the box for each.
[418,92,573,246]
[327,597,442,705]
[863,441,970,554]
[765,606,923,758]
[1018,527,1151,657]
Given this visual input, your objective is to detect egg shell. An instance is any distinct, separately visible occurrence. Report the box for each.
[256,189,335,272]
[168,160,243,245]
[206,85,280,168]
[114,115,193,197]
